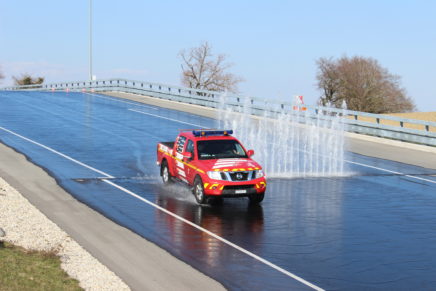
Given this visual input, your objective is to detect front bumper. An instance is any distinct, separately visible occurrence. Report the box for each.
[203,177,266,197]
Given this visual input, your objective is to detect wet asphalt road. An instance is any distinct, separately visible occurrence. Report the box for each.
[1,91,436,290]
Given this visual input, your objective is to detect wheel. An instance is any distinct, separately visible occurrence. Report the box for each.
[161,161,173,185]
[249,193,264,204]
[193,176,207,204]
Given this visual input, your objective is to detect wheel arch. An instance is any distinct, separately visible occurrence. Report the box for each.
[193,173,204,186]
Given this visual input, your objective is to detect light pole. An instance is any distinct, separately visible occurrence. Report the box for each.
[89,0,93,80]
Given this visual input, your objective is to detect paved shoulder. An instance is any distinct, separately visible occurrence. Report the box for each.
[0,142,226,291]
[346,134,436,170]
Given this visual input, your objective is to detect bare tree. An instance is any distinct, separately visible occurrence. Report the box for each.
[179,42,242,93]
[316,57,342,107]
[316,56,415,113]
[13,74,44,86]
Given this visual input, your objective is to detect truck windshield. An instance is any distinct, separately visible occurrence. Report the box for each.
[197,140,247,160]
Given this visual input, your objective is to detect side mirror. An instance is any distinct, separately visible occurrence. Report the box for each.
[247,149,254,158]
[183,152,193,160]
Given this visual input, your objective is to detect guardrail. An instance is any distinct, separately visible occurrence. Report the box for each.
[1,78,435,146]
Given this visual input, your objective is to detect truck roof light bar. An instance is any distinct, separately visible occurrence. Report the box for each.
[192,130,233,137]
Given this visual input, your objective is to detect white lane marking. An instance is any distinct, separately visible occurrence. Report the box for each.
[0,125,323,291]
[0,126,114,179]
[293,147,436,185]
[1,106,433,289]
[102,179,324,291]
[83,92,158,110]
[345,159,436,184]
[128,108,209,128]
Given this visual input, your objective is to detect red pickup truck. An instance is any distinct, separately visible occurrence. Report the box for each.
[157,130,266,204]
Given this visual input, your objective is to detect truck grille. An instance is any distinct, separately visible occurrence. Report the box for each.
[222,171,255,181]
[229,171,249,181]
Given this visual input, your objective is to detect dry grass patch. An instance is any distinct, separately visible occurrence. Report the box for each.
[0,242,82,291]
[387,112,436,122]
[346,112,436,132]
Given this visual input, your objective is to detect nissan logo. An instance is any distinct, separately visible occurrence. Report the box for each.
[236,173,243,180]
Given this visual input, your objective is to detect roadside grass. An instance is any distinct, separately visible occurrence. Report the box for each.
[0,242,82,291]
[387,111,436,122]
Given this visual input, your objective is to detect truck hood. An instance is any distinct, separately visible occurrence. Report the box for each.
[200,158,262,172]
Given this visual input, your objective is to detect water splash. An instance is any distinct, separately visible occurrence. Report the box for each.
[217,95,348,178]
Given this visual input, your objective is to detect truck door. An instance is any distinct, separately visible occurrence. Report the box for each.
[184,139,196,184]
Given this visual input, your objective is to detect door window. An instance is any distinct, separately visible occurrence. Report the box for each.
[186,139,194,158]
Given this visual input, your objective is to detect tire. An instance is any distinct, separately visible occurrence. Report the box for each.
[161,160,173,185]
[249,193,264,204]
[193,176,207,204]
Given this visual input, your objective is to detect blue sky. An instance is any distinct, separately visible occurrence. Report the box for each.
[1,0,435,110]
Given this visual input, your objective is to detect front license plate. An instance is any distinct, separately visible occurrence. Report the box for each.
[235,189,247,194]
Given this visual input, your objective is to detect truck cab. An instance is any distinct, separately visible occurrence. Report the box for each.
[157,130,266,204]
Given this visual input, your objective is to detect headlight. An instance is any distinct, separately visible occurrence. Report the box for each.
[207,171,223,180]
[255,169,264,178]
